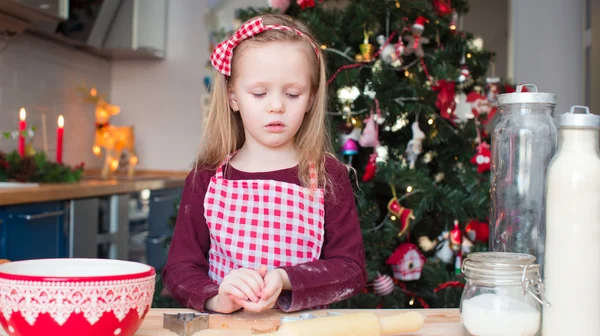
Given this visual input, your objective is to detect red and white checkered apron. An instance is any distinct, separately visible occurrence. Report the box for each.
[205,155,325,284]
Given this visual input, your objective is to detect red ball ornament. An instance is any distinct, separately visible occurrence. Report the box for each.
[466,219,489,243]
[433,0,453,16]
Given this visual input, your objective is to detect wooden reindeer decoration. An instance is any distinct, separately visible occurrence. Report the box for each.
[80,87,138,179]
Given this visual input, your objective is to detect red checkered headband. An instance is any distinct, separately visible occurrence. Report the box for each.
[210,17,320,76]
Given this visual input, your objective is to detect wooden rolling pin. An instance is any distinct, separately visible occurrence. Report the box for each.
[273,311,424,336]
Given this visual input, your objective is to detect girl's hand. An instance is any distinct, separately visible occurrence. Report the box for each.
[205,293,242,314]
[221,267,267,303]
[237,268,288,313]
[207,266,268,314]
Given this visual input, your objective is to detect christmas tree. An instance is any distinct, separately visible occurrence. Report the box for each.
[233,0,517,309]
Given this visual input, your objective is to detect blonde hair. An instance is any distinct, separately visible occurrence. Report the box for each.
[197,14,334,189]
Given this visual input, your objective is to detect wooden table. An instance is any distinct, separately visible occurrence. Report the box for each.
[136,308,463,335]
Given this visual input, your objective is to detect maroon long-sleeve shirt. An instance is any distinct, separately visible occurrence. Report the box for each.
[162,156,366,312]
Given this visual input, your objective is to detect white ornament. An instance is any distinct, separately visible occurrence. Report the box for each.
[405,121,426,169]
[363,82,376,99]
[376,35,398,65]
[454,92,474,123]
[375,145,389,162]
[475,154,490,165]
[337,86,360,105]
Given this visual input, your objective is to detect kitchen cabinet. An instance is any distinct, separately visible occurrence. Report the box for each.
[146,188,181,270]
[0,174,186,266]
[0,201,68,261]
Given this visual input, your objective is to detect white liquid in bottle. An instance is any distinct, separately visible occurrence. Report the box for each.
[543,106,600,336]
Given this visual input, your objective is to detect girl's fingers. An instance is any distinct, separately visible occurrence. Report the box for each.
[222,285,247,301]
[261,282,277,300]
[239,269,265,293]
[230,278,260,302]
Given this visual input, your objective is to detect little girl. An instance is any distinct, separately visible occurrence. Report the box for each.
[162,14,366,314]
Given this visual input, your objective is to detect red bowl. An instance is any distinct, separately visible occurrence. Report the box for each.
[0,258,155,336]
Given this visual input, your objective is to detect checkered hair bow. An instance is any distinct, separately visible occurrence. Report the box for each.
[210,17,320,76]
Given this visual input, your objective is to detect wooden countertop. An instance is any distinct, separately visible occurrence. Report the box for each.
[0,170,187,206]
[136,308,462,335]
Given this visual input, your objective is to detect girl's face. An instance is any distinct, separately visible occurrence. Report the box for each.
[228,41,314,152]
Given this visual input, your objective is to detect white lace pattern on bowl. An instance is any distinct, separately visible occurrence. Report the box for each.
[0,275,155,326]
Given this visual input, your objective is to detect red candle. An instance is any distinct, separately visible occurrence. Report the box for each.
[18,108,26,157]
[57,115,64,164]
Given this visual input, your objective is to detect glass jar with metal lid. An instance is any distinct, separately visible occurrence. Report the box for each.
[489,84,558,274]
[459,252,550,336]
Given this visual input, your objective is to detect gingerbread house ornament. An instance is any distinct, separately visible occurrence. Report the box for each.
[386,243,426,281]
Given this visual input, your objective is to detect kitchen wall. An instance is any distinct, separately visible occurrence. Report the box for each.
[110,0,265,172]
[463,0,508,79]
[0,34,108,168]
[509,0,584,116]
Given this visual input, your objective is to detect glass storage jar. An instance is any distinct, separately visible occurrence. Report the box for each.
[489,84,557,274]
[460,252,550,336]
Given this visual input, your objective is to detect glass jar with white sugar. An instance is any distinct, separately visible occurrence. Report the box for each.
[459,252,550,336]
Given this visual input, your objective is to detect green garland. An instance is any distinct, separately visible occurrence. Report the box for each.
[0,150,84,183]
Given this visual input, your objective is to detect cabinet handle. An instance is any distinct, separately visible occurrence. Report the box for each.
[19,210,65,221]
[152,195,178,203]
[149,235,170,244]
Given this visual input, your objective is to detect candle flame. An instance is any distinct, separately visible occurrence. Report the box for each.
[90,88,97,96]
[19,108,26,121]
[58,115,64,128]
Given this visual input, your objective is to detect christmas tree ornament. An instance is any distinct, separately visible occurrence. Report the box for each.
[465,219,489,243]
[342,138,359,156]
[371,59,384,74]
[359,115,378,147]
[470,141,491,173]
[386,184,416,237]
[337,86,361,105]
[395,38,405,63]
[466,91,490,116]
[457,65,470,84]
[386,243,426,281]
[418,232,454,264]
[432,80,456,120]
[405,121,425,169]
[359,105,381,148]
[359,28,374,62]
[376,35,399,66]
[373,274,395,296]
[363,82,377,100]
[449,220,462,251]
[268,0,291,13]
[362,153,377,182]
[485,76,501,104]
[297,0,321,9]
[453,92,474,123]
[450,220,463,275]
[433,0,453,16]
[375,144,389,162]
[402,16,429,59]
[449,11,458,31]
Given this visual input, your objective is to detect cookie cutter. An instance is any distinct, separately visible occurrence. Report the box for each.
[163,312,209,336]
[279,311,344,324]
